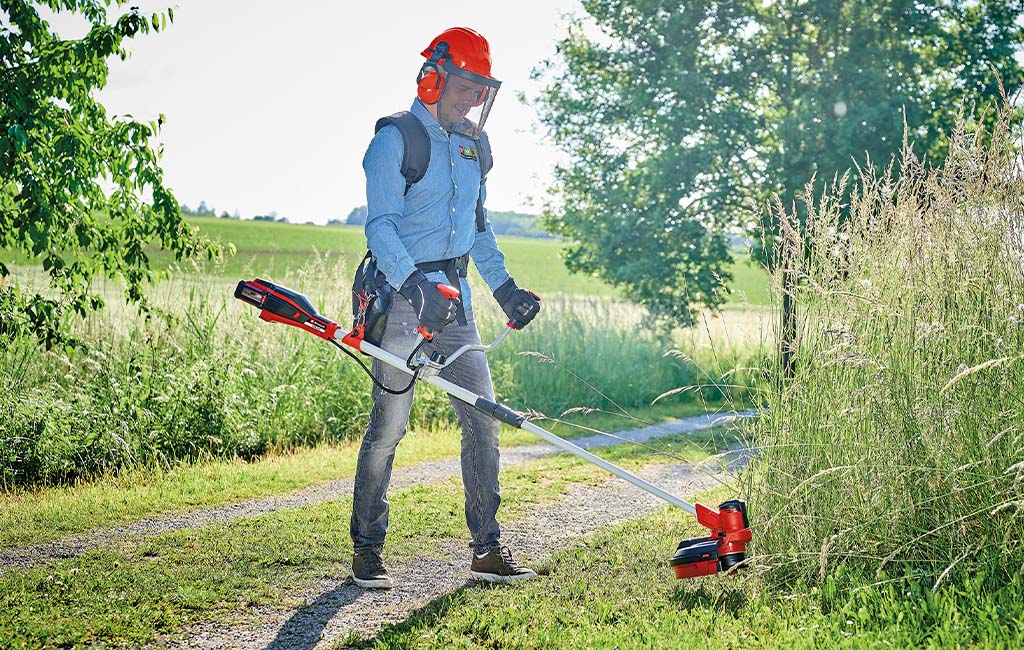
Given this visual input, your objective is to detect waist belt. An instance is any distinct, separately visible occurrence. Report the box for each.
[415,255,469,325]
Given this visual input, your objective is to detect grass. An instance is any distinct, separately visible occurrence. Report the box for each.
[0,400,730,548]
[1,253,765,488]
[1,112,1017,650]
[361,492,1024,649]
[0,428,733,648]
[152,217,772,305]
[747,106,1024,592]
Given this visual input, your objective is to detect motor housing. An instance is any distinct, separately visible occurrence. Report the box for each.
[670,499,751,579]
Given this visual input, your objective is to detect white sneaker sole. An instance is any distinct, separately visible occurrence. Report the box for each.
[351,572,394,589]
[469,569,538,584]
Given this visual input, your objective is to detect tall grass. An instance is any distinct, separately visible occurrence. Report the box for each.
[1,257,764,488]
[749,106,1024,591]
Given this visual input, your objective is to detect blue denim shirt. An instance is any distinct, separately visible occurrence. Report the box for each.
[362,99,511,315]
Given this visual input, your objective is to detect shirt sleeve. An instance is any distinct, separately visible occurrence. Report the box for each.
[469,178,513,292]
[363,125,419,290]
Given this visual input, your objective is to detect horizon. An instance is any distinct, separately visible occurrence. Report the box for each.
[39,1,583,225]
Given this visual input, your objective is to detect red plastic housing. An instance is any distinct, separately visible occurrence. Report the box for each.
[235,279,339,341]
[670,500,752,579]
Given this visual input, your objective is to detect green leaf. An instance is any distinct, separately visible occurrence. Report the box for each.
[0,0,221,348]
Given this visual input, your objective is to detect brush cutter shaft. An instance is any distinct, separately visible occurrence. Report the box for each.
[520,420,698,515]
[354,337,698,515]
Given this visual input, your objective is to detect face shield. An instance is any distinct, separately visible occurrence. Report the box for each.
[435,58,501,140]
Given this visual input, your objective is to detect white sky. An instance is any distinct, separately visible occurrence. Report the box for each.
[43,1,583,224]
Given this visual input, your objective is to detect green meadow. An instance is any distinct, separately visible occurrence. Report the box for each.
[165,217,772,306]
[2,217,769,488]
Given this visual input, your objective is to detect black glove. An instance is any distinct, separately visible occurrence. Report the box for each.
[400,270,459,337]
[493,278,541,329]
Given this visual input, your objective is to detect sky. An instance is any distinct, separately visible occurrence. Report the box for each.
[44,0,584,224]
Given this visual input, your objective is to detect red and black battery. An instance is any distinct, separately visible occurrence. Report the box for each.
[234,279,340,341]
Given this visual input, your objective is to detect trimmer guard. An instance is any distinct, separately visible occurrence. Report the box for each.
[670,499,752,578]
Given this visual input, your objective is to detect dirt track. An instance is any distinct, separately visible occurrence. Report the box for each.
[1,411,750,572]
[1,411,753,648]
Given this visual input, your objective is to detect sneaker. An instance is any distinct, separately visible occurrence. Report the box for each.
[470,545,537,584]
[351,547,394,589]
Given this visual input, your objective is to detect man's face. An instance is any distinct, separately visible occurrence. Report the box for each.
[439,75,486,128]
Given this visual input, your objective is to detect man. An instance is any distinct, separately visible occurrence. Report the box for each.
[351,26,542,589]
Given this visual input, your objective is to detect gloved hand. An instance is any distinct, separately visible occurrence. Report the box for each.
[400,270,459,338]
[493,278,541,329]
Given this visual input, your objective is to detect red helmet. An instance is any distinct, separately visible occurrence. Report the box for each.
[417,27,500,106]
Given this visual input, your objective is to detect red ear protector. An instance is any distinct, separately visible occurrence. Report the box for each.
[417,69,443,104]
[417,41,448,105]
[416,41,488,107]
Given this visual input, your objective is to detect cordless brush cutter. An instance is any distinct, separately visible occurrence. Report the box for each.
[234,278,752,579]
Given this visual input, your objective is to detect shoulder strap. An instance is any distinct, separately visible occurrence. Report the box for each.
[475,131,493,233]
[374,112,430,196]
[477,131,493,178]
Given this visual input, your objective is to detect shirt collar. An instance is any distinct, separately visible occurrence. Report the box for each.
[410,98,442,130]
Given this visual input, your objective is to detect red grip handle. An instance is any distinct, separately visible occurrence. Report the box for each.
[436,283,460,300]
[416,284,460,342]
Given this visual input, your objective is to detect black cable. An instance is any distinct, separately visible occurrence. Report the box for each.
[329,338,419,395]
[406,337,429,371]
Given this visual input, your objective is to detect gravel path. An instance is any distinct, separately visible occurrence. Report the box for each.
[167,455,744,649]
[1,411,753,572]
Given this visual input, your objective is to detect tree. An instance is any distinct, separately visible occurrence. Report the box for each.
[345,205,368,226]
[532,0,1024,325]
[1,1,220,348]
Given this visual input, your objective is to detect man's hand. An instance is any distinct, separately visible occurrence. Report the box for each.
[493,278,541,329]
[400,271,459,337]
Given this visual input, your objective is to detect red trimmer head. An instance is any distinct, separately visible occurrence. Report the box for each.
[670,499,751,578]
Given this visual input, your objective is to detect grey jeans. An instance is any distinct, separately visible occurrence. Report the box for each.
[349,297,502,553]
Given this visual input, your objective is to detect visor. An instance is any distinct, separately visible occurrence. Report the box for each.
[436,59,501,139]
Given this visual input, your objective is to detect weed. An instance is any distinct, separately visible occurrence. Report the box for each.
[747,104,1024,590]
